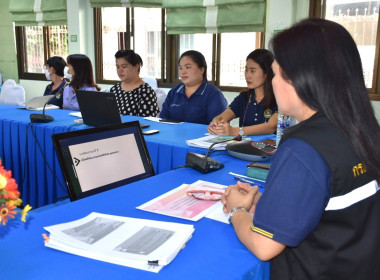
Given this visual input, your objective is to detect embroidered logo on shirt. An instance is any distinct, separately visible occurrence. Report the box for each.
[264,109,273,119]
[250,224,274,239]
[352,163,366,177]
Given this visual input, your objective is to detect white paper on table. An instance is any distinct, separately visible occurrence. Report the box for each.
[186,135,244,150]
[69,112,82,117]
[44,212,194,272]
[205,204,229,224]
[143,117,183,124]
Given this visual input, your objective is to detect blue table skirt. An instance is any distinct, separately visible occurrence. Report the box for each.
[0,154,270,280]
[0,104,274,208]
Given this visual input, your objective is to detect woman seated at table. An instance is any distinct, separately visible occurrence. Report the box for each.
[159,50,227,125]
[63,54,100,111]
[43,56,68,108]
[110,50,159,117]
[222,18,380,279]
[208,49,277,136]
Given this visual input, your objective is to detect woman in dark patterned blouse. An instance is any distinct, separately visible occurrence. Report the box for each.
[110,50,159,116]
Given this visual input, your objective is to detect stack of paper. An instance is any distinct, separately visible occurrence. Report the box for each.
[44,212,194,272]
[186,135,238,150]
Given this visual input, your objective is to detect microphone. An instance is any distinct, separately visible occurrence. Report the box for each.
[186,135,243,174]
[204,135,242,159]
[30,96,55,123]
[29,85,66,123]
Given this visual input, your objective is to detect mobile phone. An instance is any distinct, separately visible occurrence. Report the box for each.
[143,129,159,135]
[250,141,277,154]
[247,162,270,170]
[159,118,182,124]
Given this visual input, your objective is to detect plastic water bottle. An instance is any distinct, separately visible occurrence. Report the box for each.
[276,114,290,146]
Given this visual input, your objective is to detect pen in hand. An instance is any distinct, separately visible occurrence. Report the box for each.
[234,176,264,189]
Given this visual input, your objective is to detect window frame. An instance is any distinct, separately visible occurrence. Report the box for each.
[15,25,68,81]
[93,7,264,92]
[309,0,380,100]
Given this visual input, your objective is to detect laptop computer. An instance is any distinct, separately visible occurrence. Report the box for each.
[76,90,122,127]
[52,121,155,201]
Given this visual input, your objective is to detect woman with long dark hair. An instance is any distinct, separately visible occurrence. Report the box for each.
[160,50,227,124]
[208,49,277,136]
[63,54,100,111]
[222,18,380,279]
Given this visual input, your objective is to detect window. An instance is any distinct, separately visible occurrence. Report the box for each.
[94,7,263,91]
[96,7,162,82]
[310,0,380,99]
[15,25,69,79]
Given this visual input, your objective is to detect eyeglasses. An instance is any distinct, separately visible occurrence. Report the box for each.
[43,64,51,70]
[186,190,224,201]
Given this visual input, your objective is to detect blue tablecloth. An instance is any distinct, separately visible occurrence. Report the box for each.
[0,104,274,208]
[0,154,269,280]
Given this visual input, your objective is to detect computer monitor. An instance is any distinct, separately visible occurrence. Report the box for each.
[52,121,155,201]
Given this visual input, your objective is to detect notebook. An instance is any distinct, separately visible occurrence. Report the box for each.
[25,95,60,110]
[52,121,155,201]
[76,90,122,127]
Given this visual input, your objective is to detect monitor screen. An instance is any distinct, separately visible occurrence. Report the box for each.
[52,121,155,201]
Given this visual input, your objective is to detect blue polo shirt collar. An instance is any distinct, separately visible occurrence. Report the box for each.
[176,81,208,97]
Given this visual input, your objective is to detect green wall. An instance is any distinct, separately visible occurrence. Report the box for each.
[0,0,18,83]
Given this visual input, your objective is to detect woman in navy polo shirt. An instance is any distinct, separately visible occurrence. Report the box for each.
[159,50,227,125]
[221,19,380,280]
[208,49,277,136]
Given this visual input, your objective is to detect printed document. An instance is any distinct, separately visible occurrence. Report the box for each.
[137,180,228,223]
[186,135,240,150]
[44,212,194,272]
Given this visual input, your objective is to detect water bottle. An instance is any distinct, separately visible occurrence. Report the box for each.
[276,113,290,146]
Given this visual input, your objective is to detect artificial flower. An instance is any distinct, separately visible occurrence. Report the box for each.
[0,203,17,226]
[0,159,32,226]
[21,204,32,222]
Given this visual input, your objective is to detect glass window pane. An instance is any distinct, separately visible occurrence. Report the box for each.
[325,0,379,88]
[25,26,44,73]
[101,7,162,81]
[101,7,127,80]
[179,34,213,80]
[220,33,256,87]
[134,8,162,79]
[49,25,69,59]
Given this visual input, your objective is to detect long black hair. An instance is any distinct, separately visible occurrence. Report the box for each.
[245,49,275,108]
[179,50,207,81]
[67,54,100,91]
[271,18,380,180]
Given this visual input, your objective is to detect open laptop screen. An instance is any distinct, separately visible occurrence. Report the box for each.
[52,122,155,201]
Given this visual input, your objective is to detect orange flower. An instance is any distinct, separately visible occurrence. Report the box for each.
[0,159,30,226]
[0,203,17,226]
[0,167,19,200]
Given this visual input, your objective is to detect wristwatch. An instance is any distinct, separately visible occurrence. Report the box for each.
[239,127,244,137]
[227,207,247,224]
